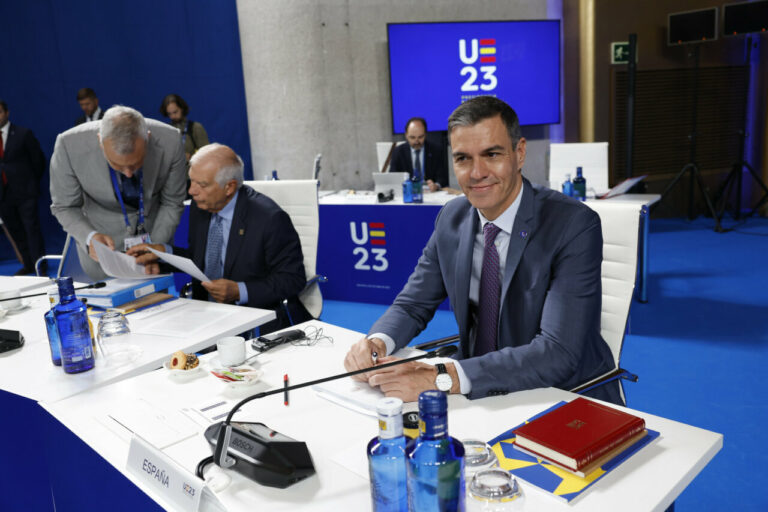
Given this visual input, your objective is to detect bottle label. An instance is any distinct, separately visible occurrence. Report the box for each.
[378,415,404,439]
[419,416,448,438]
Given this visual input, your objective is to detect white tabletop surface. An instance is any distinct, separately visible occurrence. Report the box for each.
[587,193,661,207]
[42,321,721,512]
[0,293,275,403]
[319,189,460,206]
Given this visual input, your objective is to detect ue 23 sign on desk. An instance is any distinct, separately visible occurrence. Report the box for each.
[350,222,388,272]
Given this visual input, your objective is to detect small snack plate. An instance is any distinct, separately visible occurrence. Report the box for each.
[209,365,263,388]
[163,361,205,381]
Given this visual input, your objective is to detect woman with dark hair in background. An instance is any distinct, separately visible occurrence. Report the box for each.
[159,93,209,163]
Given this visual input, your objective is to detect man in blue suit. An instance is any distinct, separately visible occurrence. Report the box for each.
[129,143,310,332]
[344,96,621,405]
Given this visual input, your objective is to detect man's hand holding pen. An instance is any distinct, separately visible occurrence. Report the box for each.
[344,336,386,382]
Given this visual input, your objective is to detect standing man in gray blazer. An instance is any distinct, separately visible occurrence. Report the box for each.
[344,96,622,406]
[50,105,187,280]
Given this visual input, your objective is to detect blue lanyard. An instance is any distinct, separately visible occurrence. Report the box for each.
[109,167,145,235]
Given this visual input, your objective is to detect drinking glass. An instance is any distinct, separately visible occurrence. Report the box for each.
[97,310,142,366]
[467,468,525,512]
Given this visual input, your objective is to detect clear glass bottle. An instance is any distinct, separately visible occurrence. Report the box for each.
[406,390,465,511]
[561,173,574,197]
[54,277,95,374]
[44,288,61,366]
[402,177,414,203]
[572,166,586,201]
[367,397,408,512]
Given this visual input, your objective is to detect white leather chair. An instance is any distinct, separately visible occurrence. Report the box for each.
[35,234,94,283]
[243,179,324,320]
[571,200,642,402]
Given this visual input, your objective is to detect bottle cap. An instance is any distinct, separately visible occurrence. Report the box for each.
[418,389,447,415]
[376,397,403,417]
[56,277,75,296]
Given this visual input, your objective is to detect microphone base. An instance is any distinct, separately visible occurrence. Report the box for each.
[204,421,315,489]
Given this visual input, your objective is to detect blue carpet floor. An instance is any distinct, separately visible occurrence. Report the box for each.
[3,216,766,509]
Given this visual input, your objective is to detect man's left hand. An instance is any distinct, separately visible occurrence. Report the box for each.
[201,279,240,303]
[368,357,441,402]
[426,179,441,192]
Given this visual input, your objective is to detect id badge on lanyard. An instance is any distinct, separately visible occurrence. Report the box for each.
[109,167,153,251]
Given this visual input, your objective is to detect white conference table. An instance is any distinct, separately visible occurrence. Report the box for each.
[42,321,722,512]
[0,289,276,403]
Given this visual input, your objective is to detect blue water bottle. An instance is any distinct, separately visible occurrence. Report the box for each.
[402,177,413,203]
[572,166,586,201]
[367,397,408,512]
[44,288,61,366]
[54,277,95,374]
[406,390,465,511]
[561,173,574,197]
[411,176,424,204]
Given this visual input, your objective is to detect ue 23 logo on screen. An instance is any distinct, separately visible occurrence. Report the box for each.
[459,38,498,92]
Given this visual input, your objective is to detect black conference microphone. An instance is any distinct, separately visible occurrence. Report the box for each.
[0,281,107,303]
[201,344,459,488]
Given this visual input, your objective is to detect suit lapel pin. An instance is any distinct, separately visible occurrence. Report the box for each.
[239,228,244,235]
[520,231,528,238]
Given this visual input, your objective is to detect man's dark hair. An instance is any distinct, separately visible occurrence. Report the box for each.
[159,93,190,117]
[448,96,522,149]
[404,117,427,133]
[0,99,7,112]
[76,88,98,101]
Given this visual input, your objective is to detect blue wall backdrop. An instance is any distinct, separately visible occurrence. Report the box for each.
[0,0,251,262]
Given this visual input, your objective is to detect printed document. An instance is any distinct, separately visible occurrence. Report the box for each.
[148,247,209,282]
[93,241,152,279]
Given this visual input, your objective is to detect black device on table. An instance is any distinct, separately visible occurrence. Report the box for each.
[251,329,305,352]
[0,329,24,353]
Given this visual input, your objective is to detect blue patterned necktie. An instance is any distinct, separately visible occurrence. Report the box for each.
[205,214,224,281]
[476,223,502,356]
[413,149,422,181]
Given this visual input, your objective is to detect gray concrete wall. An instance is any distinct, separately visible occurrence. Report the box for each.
[236,0,560,190]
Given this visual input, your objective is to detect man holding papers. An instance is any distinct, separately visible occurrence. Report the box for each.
[344,97,621,405]
[128,143,309,332]
[50,106,187,280]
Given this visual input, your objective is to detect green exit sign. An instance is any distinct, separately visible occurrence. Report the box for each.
[611,42,636,64]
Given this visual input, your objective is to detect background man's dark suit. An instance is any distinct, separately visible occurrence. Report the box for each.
[389,139,449,188]
[74,110,104,126]
[178,185,310,332]
[0,123,46,272]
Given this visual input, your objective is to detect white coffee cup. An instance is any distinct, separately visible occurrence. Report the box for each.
[216,336,246,366]
[0,289,22,311]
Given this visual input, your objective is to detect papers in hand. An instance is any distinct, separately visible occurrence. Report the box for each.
[147,247,210,283]
[93,241,155,279]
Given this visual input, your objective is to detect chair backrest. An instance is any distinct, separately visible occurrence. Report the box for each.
[58,235,94,284]
[549,142,610,196]
[243,180,322,318]
[376,141,406,173]
[585,201,641,368]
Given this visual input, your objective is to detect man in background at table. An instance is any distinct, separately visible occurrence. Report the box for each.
[128,143,310,332]
[50,105,187,280]
[74,88,104,126]
[389,117,449,192]
[344,96,622,406]
[0,100,47,275]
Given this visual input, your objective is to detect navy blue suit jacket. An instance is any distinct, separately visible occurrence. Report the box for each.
[179,185,308,330]
[370,178,622,405]
[0,123,45,199]
[389,140,449,188]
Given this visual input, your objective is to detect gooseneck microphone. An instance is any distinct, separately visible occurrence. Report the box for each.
[203,344,459,488]
[0,281,107,303]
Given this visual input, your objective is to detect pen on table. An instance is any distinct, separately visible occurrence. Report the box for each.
[283,374,289,406]
[371,351,378,366]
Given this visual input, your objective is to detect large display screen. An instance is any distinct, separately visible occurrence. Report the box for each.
[387,20,560,133]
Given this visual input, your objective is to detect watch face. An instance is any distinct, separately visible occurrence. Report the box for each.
[435,372,453,392]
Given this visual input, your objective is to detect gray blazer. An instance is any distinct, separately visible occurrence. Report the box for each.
[370,178,622,404]
[50,119,187,280]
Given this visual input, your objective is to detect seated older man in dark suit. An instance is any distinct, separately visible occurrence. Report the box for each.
[345,96,622,405]
[129,143,309,332]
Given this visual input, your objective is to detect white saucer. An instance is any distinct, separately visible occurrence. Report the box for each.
[163,360,205,381]
[1,300,30,314]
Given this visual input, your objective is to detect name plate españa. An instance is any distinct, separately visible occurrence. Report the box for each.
[126,435,205,511]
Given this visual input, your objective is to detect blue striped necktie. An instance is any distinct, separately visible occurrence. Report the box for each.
[205,214,224,281]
